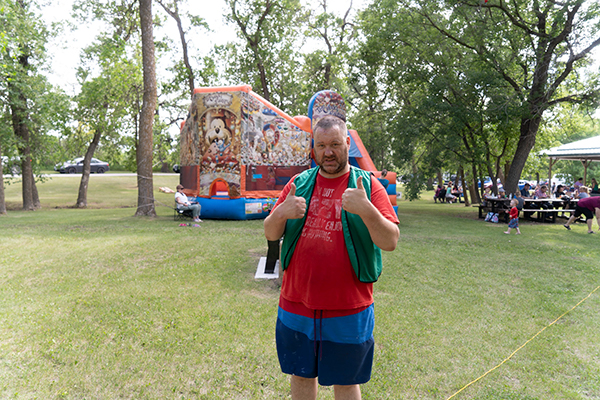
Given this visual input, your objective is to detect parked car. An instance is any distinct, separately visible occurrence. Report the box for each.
[55,157,110,174]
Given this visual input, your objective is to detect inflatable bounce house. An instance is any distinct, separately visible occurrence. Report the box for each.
[177,85,398,219]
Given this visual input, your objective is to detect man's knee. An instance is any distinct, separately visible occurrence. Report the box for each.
[333,384,361,400]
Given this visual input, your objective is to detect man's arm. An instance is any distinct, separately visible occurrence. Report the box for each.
[264,183,306,241]
[342,176,399,251]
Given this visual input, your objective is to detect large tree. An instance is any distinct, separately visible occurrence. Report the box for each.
[400,0,600,193]
[135,0,157,217]
[1,0,65,210]
[223,0,304,111]
[73,38,142,207]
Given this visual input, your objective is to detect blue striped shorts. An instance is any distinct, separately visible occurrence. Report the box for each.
[275,303,375,386]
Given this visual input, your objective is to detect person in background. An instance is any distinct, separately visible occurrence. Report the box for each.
[520,182,532,198]
[577,186,590,199]
[564,196,600,234]
[445,182,457,204]
[378,169,390,189]
[434,185,445,203]
[514,191,524,211]
[497,188,507,199]
[553,184,570,217]
[574,177,584,190]
[175,184,202,223]
[504,198,521,235]
[533,184,551,211]
[590,178,599,194]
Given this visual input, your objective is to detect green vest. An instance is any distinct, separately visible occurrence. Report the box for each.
[280,166,383,283]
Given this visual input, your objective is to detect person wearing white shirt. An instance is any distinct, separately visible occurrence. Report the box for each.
[175,184,202,222]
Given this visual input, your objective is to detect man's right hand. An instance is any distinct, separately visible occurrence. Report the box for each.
[277,183,306,220]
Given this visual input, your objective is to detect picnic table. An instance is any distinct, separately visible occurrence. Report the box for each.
[478,197,510,222]
[478,197,578,223]
[521,198,577,223]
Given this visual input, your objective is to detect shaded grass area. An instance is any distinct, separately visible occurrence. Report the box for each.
[1,179,599,399]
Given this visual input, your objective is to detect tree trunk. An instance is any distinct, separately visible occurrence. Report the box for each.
[459,166,470,207]
[7,47,39,211]
[76,132,102,208]
[135,0,157,217]
[0,145,6,215]
[32,173,40,209]
[505,116,542,194]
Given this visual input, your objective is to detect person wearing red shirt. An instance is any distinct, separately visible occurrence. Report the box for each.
[264,92,399,400]
[504,198,521,235]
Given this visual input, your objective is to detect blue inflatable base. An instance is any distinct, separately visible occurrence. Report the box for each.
[191,197,397,220]
[194,197,273,220]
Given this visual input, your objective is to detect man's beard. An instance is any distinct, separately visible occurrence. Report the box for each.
[317,150,348,176]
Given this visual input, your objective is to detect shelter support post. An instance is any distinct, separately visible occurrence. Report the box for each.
[581,160,590,186]
[548,158,557,191]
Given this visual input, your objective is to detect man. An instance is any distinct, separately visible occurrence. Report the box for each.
[175,184,202,222]
[264,91,399,400]
[564,196,600,234]
[520,182,532,198]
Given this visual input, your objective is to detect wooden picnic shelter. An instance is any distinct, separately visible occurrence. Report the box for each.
[541,134,600,187]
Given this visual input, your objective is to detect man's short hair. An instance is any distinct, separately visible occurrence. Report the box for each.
[314,115,347,137]
[176,184,184,190]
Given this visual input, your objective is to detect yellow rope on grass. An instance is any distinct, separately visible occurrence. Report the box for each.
[446,284,600,400]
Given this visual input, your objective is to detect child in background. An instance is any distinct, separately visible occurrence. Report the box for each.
[504,198,521,235]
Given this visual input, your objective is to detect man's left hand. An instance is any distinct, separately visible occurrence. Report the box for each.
[342,176,369,215]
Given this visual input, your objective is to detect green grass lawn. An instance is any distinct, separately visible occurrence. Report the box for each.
[1,176,599,399]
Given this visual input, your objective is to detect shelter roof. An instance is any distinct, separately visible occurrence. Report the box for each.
[542,135,600,161]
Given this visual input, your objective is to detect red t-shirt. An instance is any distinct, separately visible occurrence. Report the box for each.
[509,206,518,219]
[273,170,399,310]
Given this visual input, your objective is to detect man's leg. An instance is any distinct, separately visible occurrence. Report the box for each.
[290,376,318,400]
[587,218,594,233]
[564,214,577,229]
[334,384,361,400]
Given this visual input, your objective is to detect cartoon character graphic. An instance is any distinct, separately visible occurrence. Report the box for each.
[262,123,280,154]
[200,111,240,175]
[206,118,231,148]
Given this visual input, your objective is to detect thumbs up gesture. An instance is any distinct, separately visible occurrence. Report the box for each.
[342,176,369,215]
[279,183,307,219]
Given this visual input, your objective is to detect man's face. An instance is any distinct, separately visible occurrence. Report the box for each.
[313,124,350,178]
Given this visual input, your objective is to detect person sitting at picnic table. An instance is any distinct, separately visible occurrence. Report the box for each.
[563,196,600,234]
[574,177,584,190]
[434,185,446,203]
[497,188,507,199]
[175,184,202,222]
[553,184,571,217]
[514,191,524,210]
[445,182,457,203]
[452,185,464,203]
[591,178,599,194]
[577,186,590,199]
[520,182,532,198]
[532,184,551,211]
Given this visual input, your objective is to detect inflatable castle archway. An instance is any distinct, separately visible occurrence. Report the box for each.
[178,85,397,219]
